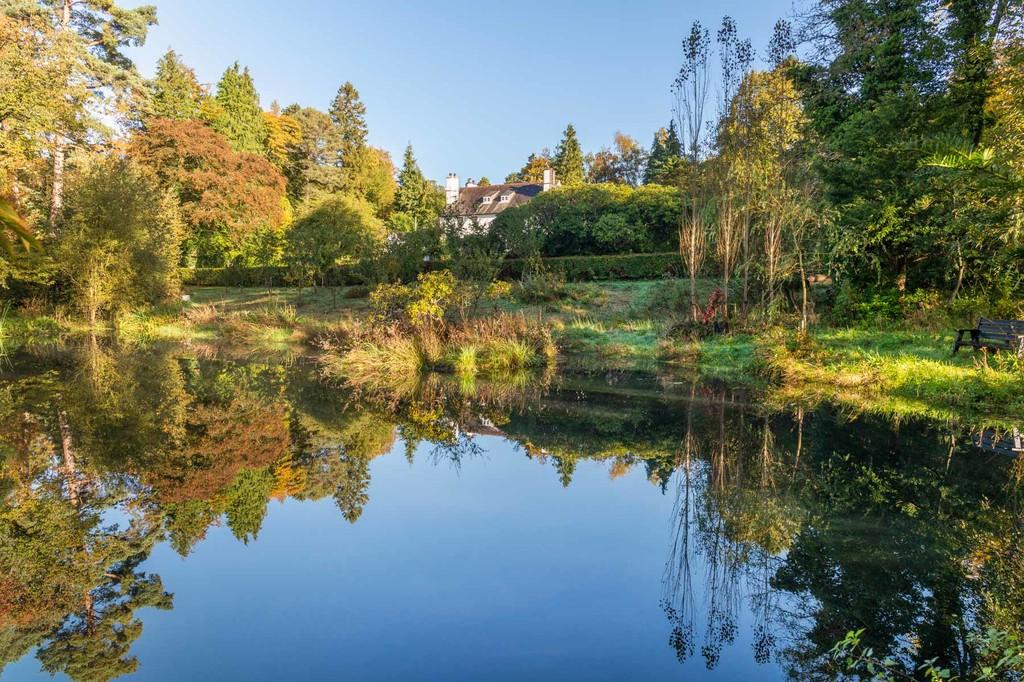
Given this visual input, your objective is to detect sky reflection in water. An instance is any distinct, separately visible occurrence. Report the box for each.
[0,346,1019,681]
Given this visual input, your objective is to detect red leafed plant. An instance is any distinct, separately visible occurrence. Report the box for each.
[699,288,725,324]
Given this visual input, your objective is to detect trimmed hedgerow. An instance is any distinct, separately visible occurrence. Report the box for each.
[499,252,682,281]
[181,265,361,287]
[182,252,684,288]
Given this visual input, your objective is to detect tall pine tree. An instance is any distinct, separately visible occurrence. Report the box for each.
[150,49,204,120]
[3,0,157,227]
[395,144,427,218]
[329,81,367,168]
[213,63,268,155]
[553,123,584,186]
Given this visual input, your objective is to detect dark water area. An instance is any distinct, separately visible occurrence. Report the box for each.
[0,343,1020,681]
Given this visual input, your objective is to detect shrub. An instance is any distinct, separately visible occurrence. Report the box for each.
[485,280,513,300]
[489,183,682,257]
[368,270,465,328]
[285,194,385,286]
[592,213,649,253]
[368,282,413,324]
[182,253,684,288]
[344,285,371,299]
[514,260,570,303]
[406,270,458,326]
[59,158,184,324]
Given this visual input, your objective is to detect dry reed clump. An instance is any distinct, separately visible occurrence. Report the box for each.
[216,314,260,344]
[322,330,423,397]
[450,313,557,371]
[322,311,558,389]
[183,303,221,326]
[250,304,298,327]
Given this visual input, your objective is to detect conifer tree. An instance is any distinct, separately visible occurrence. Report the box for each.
[213,63,268,155]
[150,49,204,120]
[645,128,668,184]
[664,120,683,158]
[553,123,584,186]
[329,81,367,167]
[4,0,157,227]
[644,121,683,184]
[395,144,428,217]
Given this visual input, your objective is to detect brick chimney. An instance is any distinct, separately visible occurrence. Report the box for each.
[543,168,556,191]
[445,173,459,206]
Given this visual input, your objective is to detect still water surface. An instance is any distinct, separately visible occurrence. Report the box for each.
[0,344,1019,680]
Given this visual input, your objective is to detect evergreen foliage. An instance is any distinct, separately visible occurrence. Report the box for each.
[330,81,368,167]
[394,144,441,224]
[644,121,684,184]
[150,49,204,120]
[553,123,585,187]
[213,63,269,155]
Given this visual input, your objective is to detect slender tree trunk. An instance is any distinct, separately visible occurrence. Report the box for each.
[50,138,66,229]
[950,240,965,303]
[49,0,74,230]
[797,241,809,334]
[741,212,751,320]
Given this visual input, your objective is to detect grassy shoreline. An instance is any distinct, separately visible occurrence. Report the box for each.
[2,281,1022,427]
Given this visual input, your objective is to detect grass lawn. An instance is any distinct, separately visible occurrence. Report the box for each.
[186,285,371,321]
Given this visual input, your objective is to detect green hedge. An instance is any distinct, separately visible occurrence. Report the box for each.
[181,252,682,288]
[499,252,681,281]
[181,265,359,287]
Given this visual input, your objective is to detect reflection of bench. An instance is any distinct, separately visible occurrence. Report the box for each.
[952,318,1024,357]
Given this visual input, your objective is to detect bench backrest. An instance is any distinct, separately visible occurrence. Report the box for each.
[978,318,1024,340]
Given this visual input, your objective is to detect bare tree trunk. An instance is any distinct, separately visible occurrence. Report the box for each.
[680,193,707,322]
[50,138,66,230]
[764,214,782,314]
[740,212,751,321]
[49,0,73,231]
[950,240,965,303]
[896,258,908,295]
[797,240,809,334]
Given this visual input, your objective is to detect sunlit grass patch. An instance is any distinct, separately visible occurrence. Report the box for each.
[478,338,537,372]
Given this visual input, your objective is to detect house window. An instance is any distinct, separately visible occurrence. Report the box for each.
[500,193,513,203]
[480,196,493,204]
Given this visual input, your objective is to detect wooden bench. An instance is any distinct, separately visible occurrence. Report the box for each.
[974,428,1023,457]
[952,318,1024,357]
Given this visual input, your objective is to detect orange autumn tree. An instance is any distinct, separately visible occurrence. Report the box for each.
[129,118,286,266]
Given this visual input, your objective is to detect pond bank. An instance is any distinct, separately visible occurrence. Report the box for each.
[2,281,1022,428]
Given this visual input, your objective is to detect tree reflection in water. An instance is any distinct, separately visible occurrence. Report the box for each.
[0,342,1019,680]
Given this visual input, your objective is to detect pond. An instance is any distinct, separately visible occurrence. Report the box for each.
[0,343,1020,681]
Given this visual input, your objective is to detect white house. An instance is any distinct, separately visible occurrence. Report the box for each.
[443,169,558,232]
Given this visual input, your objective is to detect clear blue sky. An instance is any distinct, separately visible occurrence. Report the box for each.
[130,0,793,184]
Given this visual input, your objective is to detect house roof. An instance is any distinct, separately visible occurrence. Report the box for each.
[451,182,543,217]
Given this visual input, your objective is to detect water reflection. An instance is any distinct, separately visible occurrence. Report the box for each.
[0,341,1020,680]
